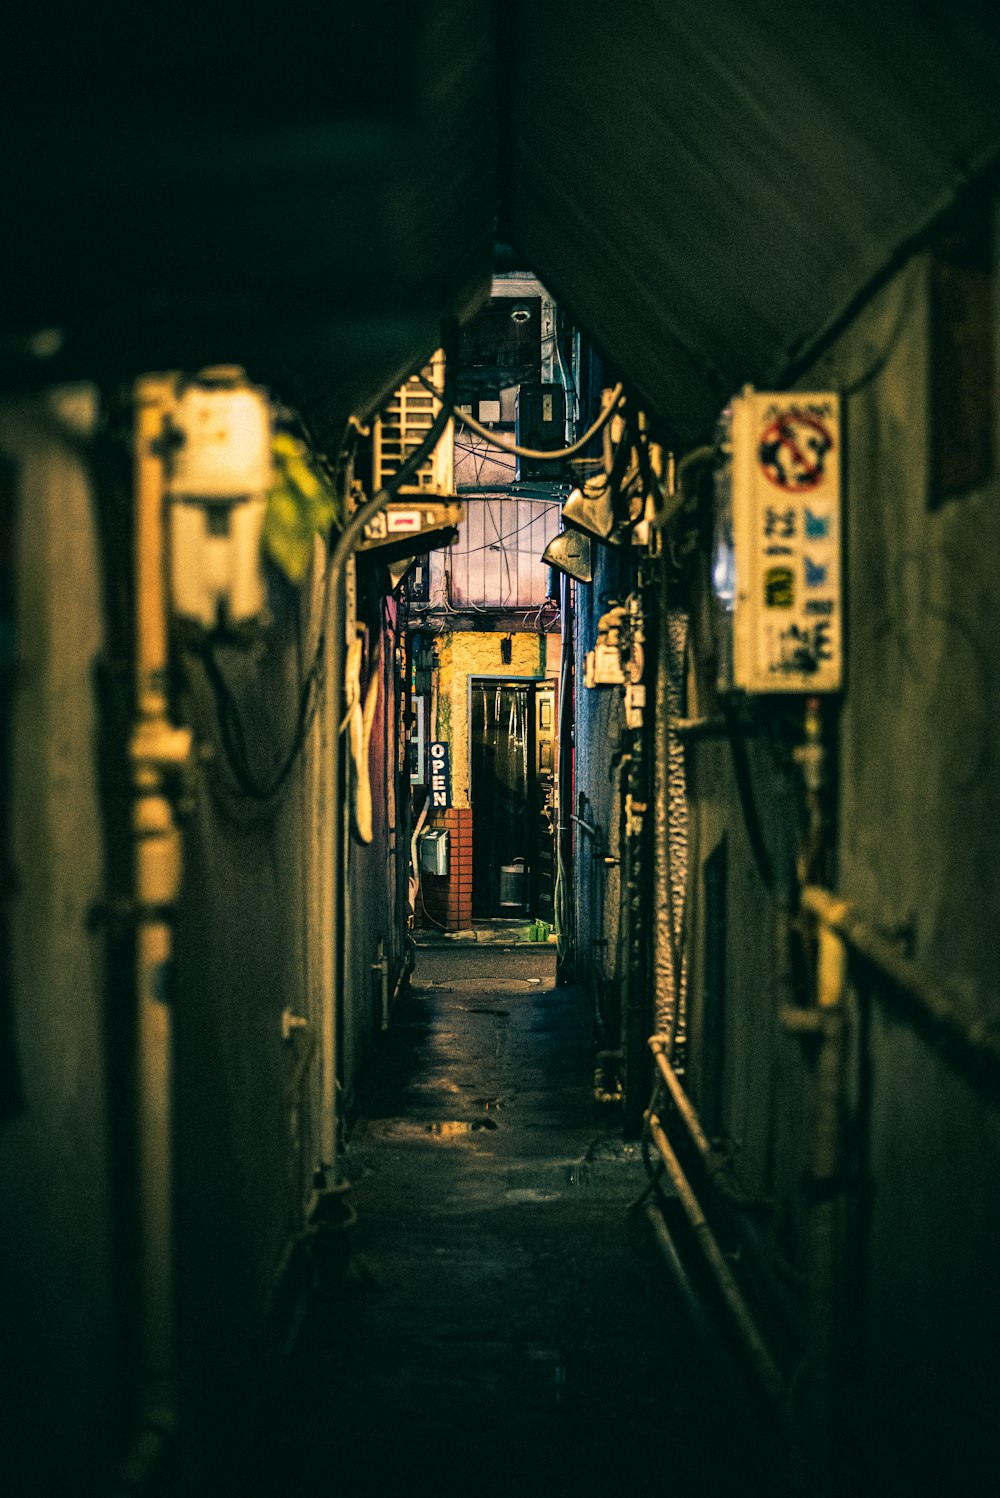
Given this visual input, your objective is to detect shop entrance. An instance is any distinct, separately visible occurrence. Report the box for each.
[469,676,556,922]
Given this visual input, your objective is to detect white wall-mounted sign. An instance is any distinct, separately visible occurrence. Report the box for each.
[729,390,842,693]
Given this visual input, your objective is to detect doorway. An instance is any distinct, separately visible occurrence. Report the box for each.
[469,676,556,921]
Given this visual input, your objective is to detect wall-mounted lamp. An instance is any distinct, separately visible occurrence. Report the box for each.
[541,529,593,584]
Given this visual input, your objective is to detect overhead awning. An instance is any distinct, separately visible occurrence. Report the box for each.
[506,0,1000,446]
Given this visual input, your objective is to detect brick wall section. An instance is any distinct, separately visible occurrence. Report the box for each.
[417,807,473,931]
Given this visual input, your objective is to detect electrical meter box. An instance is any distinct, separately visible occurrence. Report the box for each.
[713,390,842,694]
[419,828,449,877]
[166,368,273,631]
[515,383,566,480]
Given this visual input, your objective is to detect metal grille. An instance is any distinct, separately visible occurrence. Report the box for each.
[435,496,561,608]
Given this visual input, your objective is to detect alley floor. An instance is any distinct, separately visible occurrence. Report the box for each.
[237,947,779,1497]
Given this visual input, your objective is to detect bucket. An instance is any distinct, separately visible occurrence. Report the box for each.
[499,858,526,909]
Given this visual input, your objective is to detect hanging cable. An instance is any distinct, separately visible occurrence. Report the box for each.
[200,341,458,805]
[721,697,775,894]
[416,372,624,461]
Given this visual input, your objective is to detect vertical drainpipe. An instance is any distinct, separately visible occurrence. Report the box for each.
[807,907,848,1490]
[317,567,338,1178]
[121,377,193,1485]
[555,571,574,983]
[322,529,349,1178]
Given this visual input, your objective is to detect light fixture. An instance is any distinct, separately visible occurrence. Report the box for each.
[541,529,593,584]
[561,481,620,544]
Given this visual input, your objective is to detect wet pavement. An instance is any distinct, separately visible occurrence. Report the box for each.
[239,947,777,1497]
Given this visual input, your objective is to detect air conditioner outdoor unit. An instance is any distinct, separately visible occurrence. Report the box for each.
[372,349,454,497]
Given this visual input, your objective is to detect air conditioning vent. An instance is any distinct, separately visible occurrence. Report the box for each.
[372,349,454,497]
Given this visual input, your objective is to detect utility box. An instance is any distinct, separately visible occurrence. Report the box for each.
[515,383,566,480]
[166,367,273,631]
[713,389,842,693]
[420,828,449,877]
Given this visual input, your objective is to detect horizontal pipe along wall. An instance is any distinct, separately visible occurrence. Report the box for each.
[672,234,1000,1491]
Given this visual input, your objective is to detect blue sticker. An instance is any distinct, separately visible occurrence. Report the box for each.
[805,509,830,540]
[804,556,828,587]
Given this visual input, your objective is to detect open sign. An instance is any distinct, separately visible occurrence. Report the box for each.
[429,742,451,809]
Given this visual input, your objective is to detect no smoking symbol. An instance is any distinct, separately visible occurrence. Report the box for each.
[758,410,833,492]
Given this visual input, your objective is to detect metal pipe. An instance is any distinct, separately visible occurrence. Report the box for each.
[555,569,574,978]
[802,885,1000,1084]
[673,714,728,741]
[620,702,652,1135]
[803,907,848,1488]
[643,1199,719,1347]
[646,1112,786,1408]
[643,1196,787,1439]
[797,880,997,1490]
[571,812,599,838]
[649,1034,776,1220]
[649,1037,713,1163]
[373,940,391,1032]
[651,556,672,1039]
[118,376,194,1487]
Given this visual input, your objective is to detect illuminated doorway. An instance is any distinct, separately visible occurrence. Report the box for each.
[469,676,556,921]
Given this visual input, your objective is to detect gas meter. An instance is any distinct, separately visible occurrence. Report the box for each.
[713,389,842,693]
[165,366,273,631]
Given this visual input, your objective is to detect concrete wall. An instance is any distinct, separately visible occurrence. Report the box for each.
[172,568,316,1468]
[0,397,402,1493]
[173,548,403,1468]
[675,220,1000,1486]
[809,240,1000,1486]
[0,390,121,1495]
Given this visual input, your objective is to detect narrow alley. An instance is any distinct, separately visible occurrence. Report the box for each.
[3,8,1000,1498]
[235,943,776,1498]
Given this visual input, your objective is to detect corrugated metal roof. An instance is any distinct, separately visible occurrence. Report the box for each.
[507,0,1000,445]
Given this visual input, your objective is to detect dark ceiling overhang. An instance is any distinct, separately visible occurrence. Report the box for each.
[0,3,498,453]
[1,3,999,458]
[506,0,1000,447]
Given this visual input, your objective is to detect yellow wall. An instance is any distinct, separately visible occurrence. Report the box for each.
[435,630,560,807]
